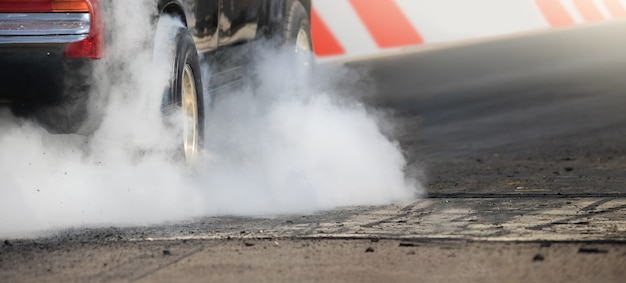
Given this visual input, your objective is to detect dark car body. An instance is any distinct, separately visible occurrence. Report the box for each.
[0,0,310,119]
[158,0,310,52]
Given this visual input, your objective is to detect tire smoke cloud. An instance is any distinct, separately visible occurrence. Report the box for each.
[0,0,421,238]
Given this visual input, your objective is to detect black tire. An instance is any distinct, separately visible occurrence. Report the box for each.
[33,95,87,134]
[282,0,314,83]
[11,94,87,134]
[283,0,312,53]
[11,61,92,134]
[162,26,205,162]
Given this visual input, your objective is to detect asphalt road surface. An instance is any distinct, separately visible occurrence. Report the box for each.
[2,21,626,282]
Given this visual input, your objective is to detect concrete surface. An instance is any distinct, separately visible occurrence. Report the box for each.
[1,239,625,283]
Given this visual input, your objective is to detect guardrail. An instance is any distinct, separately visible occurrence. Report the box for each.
[312,0,626,60]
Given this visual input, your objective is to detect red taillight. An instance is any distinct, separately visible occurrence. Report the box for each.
[65,0,103,59]
[0,0,89,13]
[53,0,89,12]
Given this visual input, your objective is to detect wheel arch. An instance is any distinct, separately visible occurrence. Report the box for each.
[258,0,311,39]
[157,0,188,27]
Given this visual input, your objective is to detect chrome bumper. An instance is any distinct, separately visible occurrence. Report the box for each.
[0,13,90,44]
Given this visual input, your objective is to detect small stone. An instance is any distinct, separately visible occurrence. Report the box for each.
[532,254,544,261]
[162,250,171,256]
[244,242,255,247]
[365,247,375,253]
[3,240,12,247]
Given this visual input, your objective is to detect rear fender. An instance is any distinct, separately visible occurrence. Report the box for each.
[258,0,310,39]
[158,0,189,27]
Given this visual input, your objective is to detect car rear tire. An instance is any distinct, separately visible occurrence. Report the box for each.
[162,25,205,163]
[10,62,91,134]
[284,0,312,55]
[34,94,87,134]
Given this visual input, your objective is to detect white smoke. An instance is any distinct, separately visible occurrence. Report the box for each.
[0,0,421,238]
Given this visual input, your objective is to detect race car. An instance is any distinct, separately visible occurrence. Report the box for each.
[0,0,312,160]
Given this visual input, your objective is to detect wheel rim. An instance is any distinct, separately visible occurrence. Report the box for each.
[181,64,199,162]
[295,25,312,69]
[295,26,311,54]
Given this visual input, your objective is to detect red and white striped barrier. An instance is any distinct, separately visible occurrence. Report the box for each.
[312,0,626,60]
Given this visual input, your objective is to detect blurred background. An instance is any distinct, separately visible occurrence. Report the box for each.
[311,0,626,60]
